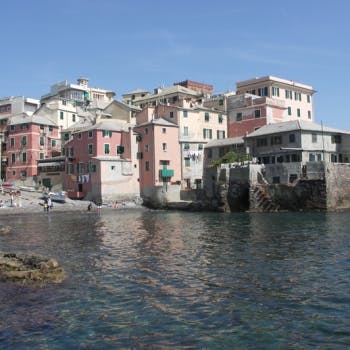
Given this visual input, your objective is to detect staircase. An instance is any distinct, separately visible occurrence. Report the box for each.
[250,185,280,212]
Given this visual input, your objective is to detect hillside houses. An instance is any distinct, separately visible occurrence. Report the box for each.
[1,75,349,209]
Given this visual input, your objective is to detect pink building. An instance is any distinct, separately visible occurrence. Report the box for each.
[134,118,181,207]
[227,95,286,138]
[5,114,59,183]
[63,121,139,203]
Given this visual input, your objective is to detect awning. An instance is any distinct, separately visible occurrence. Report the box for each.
[38,162,64,167]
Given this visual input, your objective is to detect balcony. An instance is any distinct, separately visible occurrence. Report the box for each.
[160,168,174,177]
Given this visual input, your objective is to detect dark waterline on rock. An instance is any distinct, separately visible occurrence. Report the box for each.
[0,210,350,349]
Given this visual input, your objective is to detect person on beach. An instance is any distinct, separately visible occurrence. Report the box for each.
[87,202,92,211]
[113,200,118,209]
[47,196,52,211]
[43,197,48,212]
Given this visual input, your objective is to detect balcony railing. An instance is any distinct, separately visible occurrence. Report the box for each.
[160,168,174,177]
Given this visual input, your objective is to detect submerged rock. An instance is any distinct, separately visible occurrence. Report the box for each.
[0,252,65,285]
[0,226,12,235]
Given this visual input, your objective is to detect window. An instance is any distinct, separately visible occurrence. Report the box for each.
[287,107,291,116]
[102,130,112,138]
[332,135,342,144]
[21,124,28,130]
[297,108,301,117]
[67,163,74,174]
[60,111,64,120]
[72,114,76,122]
[205,112,210,122]
[285,90,293,99]
[145,128,148,135]
[162,143,167,151]
[236,112,242,121]
[90,163,97,172]
[271,135,282,145]
[145,161,150,171]
[22,152,27,163]
[289,174,298,183]
[291,154,300,162]
[162,128,166,134]
[207,149,213,158]
[21,136,27,146]
[104,144,110,154]
[49,126,53,132]
[294,92,302,101]
[11,153,15,164]
[257,138,268,147]
[185,158,190,167]
[289,133,295,143]
[88,144,93,155]
[308,111,311,119]
[183,110,188,118]
[217,130,225,139]
[117,145,124,154]
[10,125,15,131]
[10,138,14,148]
[183,126,189,136]
[258,87,268,96]
[247,89,256,95]
[218,114,223,123]
[77,133,82,139]
[169,111,174,118]
[203,129,212,139]
[309,153,316,161]
[254,110,261,118]
[145,144,149,152]
[51,140,56,147]
[64,133,69,141]
[62,100,66,105]
[184,143,190,150]
[307,95,311,103]
[312,134,317,143]
[272,176,280,184]
[40,153,44,160]
[40,136,44,146]
[272,87,280,97]
[40,124,44,130]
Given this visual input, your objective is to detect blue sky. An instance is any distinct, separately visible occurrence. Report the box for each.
[1,0,349,129]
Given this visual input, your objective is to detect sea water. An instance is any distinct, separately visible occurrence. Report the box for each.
[0,210,349,349]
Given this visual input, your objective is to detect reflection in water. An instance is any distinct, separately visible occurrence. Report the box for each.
[0,210,349,349]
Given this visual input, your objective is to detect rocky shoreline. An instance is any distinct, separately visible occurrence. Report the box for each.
[0,252,65,285]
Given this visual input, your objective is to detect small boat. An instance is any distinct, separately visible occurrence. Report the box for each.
[48,191,67,203]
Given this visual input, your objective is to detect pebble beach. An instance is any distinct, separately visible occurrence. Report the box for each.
[0,189,98,215]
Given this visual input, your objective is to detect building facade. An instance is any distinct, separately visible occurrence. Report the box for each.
[236,76,315,122]
[244,120,350,184]
[4,114,59,183]
[63,121,139,203]
[134,118,181,206]
[227,94,286,138]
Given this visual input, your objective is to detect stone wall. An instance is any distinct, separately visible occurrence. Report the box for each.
[325,163,350,209]
[141,184,181,208]
[202,162,350,212]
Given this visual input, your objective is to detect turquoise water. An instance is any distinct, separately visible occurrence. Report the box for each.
[0,210,349,349]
